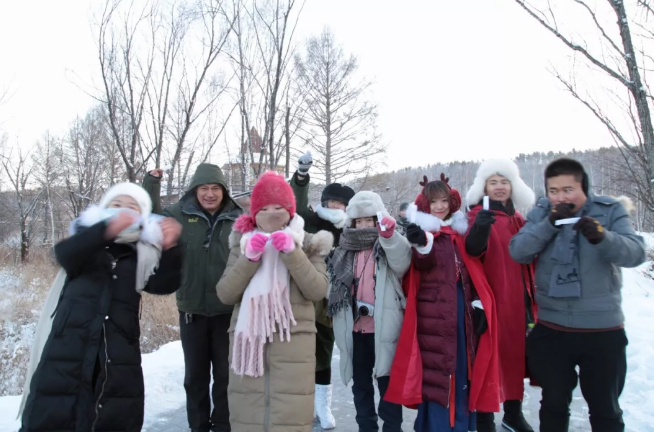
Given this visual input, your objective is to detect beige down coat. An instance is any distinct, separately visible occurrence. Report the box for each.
[216,215,333,432]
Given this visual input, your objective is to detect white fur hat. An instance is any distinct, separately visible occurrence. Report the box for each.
[344,191,390,227]
[98,182,153,218]
[466,159,535,210]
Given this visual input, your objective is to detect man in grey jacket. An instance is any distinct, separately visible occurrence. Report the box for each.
[509,158,645,432]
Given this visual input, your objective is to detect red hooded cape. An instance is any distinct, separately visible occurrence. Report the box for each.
[466,205,538,399]
[384,227,501,413]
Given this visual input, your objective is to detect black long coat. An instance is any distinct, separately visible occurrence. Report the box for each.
[20,221,182,432]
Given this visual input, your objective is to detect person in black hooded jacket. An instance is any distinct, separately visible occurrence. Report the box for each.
[19,183,183,432]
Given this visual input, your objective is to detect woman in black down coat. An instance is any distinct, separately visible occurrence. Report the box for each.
[19,183,183,432]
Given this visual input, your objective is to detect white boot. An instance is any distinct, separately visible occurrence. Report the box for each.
[315,384,336,429]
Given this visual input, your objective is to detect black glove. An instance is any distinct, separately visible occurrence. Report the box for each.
[406,223,427,247]
[474,210,497,227]
[474,306,488,336]
[573,216,605,244]
[548,203,575,226]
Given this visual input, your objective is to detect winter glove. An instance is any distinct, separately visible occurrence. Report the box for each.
[472,300,488,336]
[378,216,396,239]
[160,218,182,250]
[297,151,313,176]
[271,231,295,253]
[548,203,575,226]
[245,233,268,261]
[406,223,427,247]
[573,216,605,244]
[105,210,139,240]
[474,210,497,227]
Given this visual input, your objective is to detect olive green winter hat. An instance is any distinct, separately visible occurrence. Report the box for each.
[187,163,229,192]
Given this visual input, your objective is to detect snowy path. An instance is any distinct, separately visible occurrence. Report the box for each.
[2,266,653,431]
[147,350,591,432]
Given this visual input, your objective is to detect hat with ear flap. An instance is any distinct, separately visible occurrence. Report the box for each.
[414,173,462,215]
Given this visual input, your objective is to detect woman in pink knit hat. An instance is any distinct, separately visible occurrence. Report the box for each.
[216,171,334,432]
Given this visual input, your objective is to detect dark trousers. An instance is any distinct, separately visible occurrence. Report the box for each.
[526,324,628,432]
[352,331,403,432]
[180,312,231,432]
[316,321,335,385]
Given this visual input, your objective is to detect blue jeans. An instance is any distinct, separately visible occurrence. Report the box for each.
[352,331,403,431]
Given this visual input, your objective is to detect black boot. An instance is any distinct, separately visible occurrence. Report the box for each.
[477,412,497,432]
[502,400,534,432]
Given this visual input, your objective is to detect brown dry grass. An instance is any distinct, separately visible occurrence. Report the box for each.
[0,246,180,396]
[139,292,180,353]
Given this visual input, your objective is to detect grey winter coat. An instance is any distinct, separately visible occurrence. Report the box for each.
[332,230,411,385]
[509,194,646,329]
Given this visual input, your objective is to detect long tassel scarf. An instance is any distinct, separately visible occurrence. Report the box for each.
[231,219,304,377]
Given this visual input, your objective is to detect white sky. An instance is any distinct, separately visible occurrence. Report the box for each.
[0,0,617,171]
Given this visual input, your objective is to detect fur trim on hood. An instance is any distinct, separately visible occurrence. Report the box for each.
[344,191,390,227]
[615,195,636,214]
[466,159,535,210]
[406,203,468,235]
[71,205,163,246]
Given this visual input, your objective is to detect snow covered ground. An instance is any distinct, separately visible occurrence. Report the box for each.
[1,265,654,431]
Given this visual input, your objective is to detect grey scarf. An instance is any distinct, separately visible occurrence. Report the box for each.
[548,203,591,298]
[327,227,386,317]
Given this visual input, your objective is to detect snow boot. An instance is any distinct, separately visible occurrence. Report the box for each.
[502,400,534,432]
[315,384,336,429]
[477,412,497,432]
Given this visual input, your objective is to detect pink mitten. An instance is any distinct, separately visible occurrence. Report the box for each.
[270,232,295,253]
[245,233,268,261]
[378,216,396,239]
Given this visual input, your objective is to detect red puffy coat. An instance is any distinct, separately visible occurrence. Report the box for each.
[413,231,477,407]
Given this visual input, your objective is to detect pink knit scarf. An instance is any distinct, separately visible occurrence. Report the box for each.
[231,216,304,377]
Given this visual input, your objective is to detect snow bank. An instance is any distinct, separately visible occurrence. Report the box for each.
[141,341,186,430]
[0,341,186,432]
[620,269,654,431]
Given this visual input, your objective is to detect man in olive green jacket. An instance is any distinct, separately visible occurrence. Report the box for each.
[290,152,354,430]
[144,164,242,432]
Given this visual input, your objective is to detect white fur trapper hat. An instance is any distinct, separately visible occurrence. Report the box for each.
[344,191,390,227]
[466,159,535,210]
[98,182,153,219]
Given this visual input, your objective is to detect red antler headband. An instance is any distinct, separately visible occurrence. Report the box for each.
[414,173,462,215]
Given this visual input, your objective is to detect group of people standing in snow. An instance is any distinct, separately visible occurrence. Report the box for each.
[17,151,644,432]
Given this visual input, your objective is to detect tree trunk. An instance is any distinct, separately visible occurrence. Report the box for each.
[285,104,290,177]
[610,1,654,202]
[20,219,28,263]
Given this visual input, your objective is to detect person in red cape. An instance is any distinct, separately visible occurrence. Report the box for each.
[464,159,537,432]
[384,174,500,432]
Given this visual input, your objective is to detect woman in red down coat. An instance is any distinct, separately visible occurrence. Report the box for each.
[386,175,499,432]
[464,159,537,432]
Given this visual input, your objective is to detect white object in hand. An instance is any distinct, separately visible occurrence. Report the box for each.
[483,196,490,211]
[377,212,386,231]
[555,217,581,226]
